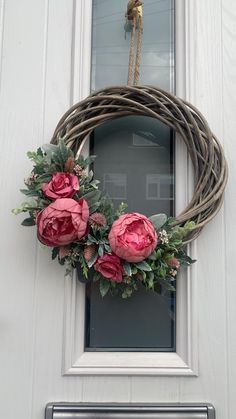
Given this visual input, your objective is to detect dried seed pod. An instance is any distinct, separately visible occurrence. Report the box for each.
[89,212,107,228]
[64,157,75,173]
[84,244,97,262]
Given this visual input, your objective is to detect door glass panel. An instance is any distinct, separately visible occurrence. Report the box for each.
[85,0,175,351]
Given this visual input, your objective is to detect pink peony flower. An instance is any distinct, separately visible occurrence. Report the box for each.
[94,254,124,282]
[108,212,157,263]
[42,172,79,199]
[36,198,89,247]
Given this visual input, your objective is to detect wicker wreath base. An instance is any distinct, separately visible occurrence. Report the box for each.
[51,85,228,242]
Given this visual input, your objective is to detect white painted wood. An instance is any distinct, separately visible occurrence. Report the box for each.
[0,1,53,418]
[178,3,228,419]
[1,0,236,418]
[27,2,84,418]
[221,2,236,418]
[62,272,197,376]
[0,1,82,418]
[72,0,92,102]
[82,376,131,402]
[62,0,198,379]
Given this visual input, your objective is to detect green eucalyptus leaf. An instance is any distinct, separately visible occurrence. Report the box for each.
[157,266,167,279]
[115,202,128,217]
[41,143,58,155]
[27,151,45,164]
[99,278,110,297]
[90,179,100,188]
[178,254,196,266]
[104,244,111,253]
[149,213,167,231]
[147,271,155,281]
[147,272,154,289]
[148,251,157,261]
[184,221,195,232]
[12,200,39,215]
[36,173,52,182]
[87,234,98,244]
[21,217,36,226]
[93,271,101,282]
[142,271,147,280]
[87,170,94,182]
[155,249,163,259]
[87,252,98,268]
[98,245,104,257]
[52,247,59,260]
[123,262,132,277]
[122,287,133,299]
[50,139,73,167]
[158,279,176,292]
[84,155,96,167]
[88,203,100,214]
[135,261,152,272]
[59,138,73,156]
[83,190,101,208]
[36,147,44,156]
[131,266,138,275]
[20,189,39,197]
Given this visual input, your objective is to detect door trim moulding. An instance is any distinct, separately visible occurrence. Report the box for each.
[62,0,198,376]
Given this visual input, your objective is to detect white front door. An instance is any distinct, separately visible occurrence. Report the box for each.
[0,1,235,419]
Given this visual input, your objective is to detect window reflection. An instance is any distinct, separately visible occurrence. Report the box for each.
[146,174,174,201]
[103,173,127,200]
[90,116,175,217]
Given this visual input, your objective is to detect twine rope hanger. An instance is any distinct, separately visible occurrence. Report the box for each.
[126,0,143,86]
[75,1,143,157]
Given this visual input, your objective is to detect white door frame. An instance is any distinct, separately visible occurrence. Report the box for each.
[62,0,198,377]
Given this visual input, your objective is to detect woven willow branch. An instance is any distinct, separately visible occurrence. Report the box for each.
[51,85,228,242]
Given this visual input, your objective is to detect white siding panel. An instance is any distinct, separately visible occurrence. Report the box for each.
[179,1,228,417]
[28,1,84,418]
[130,377,180,402]
[0,1,51,418]
[222,1,236,418]
[82,377,131,402]
[0,1,80,418]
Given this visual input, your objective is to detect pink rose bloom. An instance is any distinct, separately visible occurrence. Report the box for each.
[36,198,89,247]
[42,172,79,199]
[108,212,157,263]
[94,254,124,282]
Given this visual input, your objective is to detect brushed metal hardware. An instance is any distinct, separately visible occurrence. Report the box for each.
[45,403,215,419]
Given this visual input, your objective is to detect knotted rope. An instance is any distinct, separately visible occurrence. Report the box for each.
[125,0,143,86]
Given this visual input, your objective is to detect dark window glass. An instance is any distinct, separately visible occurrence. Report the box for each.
[85,0,175,351]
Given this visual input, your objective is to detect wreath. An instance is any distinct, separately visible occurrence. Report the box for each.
[13,86,228,299]
[12,1,228,298]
